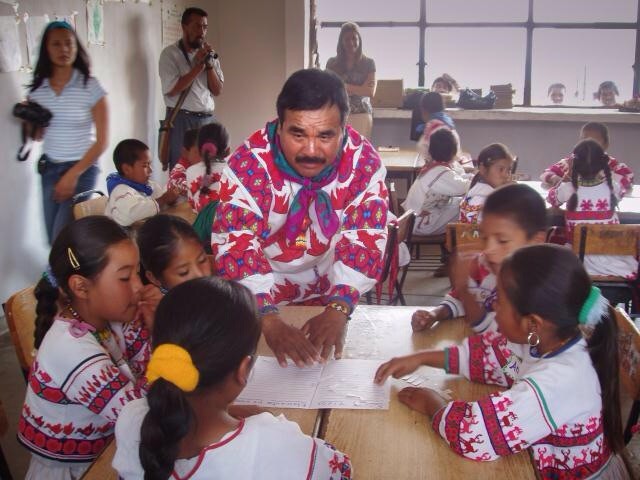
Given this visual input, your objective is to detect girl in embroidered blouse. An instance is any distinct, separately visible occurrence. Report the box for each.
[19,216,154,479]
[459,143,514,224]
[375,244,628,479]
[113,277,352,479]
[547,139,637,279]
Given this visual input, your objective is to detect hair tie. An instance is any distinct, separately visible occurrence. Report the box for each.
[43,265,58,288]
[201,142,218,158]
[578,286,608,326]
[147,344,199,392]
[67,248,81,271]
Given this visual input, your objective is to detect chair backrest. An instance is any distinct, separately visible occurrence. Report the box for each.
[615,307,640,401]
[379,220,400,284]
[396,209,416,246]
[573,224,640,260]
[446,222,483,253]
[3,285,37,377]
[72,189,107,219]
[388,182,401,217]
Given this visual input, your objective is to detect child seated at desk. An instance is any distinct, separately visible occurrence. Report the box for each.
[459,143,514,224]
[412,183,547,334]
[106,139,179,227]
[403,128,470,236]
[167,128,201,200]
[540,122,633,196]
[375,245,629,479]
[113,277,352,479]
[547,139,637,279]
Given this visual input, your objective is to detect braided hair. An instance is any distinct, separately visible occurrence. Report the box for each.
[198,122,229,197]
[567,139,616,212]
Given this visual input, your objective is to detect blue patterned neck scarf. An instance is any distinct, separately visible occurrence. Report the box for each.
[106,172,153,196]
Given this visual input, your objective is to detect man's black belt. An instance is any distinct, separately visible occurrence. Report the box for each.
[179,109,213,118]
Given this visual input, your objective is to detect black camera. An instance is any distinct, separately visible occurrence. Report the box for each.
[13,101,53,128]
[13,101,53,162]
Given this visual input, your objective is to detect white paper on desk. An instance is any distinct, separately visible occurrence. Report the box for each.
[235,357,390,410]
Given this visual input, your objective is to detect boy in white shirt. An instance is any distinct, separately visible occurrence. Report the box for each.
[106,139,179,226]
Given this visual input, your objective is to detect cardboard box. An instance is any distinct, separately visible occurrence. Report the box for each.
[373,79,404,108]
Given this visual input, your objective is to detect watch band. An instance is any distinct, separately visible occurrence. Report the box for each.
[326,301,350,319]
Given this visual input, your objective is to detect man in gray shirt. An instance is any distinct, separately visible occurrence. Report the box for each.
[159,7,224,169]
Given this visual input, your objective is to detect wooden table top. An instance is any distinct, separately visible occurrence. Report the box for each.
[322,305,536,480]
[81,307,324,480]
[378,149,421,172]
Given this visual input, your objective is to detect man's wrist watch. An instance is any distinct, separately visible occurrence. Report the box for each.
[326,301,350,320]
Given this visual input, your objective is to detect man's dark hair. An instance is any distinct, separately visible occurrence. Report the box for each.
[276,69,349,126]
[182,7,207,25]
[421,91,444,114]
[113,139,149,175]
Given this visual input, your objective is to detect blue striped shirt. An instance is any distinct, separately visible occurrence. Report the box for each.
[28,69,106,162]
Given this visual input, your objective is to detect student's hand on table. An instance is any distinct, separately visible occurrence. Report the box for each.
[262,314,319,368]
[398,387,448,416]
[228,404,265,419]
[411,309,438,332]
[374,353,425,384]
[301,308,348,362]
[137,284,163,331]
[54,170,79,202]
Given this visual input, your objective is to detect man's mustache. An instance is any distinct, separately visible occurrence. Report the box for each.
[295,156,325,165]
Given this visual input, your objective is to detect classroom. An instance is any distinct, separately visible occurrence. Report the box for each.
[0,0,639,478]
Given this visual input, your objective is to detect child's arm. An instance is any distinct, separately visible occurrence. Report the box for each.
[108,185,161,226]
[411,306,452,332]
[446,254,490,329]
[609,157,634,197]
[546,181,574,208]
[374,350,446,384]
[156,185,180,207]
[540,157,571,189]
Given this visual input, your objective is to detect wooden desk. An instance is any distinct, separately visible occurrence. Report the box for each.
[378,149,421,191]
[322,306,536,480]
[82,307,324,480]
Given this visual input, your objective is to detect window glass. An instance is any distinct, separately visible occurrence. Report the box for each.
[534,0,637,23]
[426,0,528,22]
[317,0,419,22]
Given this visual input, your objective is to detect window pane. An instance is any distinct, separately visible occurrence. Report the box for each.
[318,26,420,87]
[427,0,528,22]
[317,0,419,22]
[425,28,526,103]
[534,0,638,22]
[531,29,635,105]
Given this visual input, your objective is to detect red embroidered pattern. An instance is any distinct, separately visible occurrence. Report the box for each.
[467,335,487,383]
[478,396,512,456]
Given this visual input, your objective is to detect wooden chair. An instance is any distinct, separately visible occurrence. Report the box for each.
[72,189,107,219]
[3,285,37,381]
[366,210,416,306]
[0,400,12,479]
[572,224,640,312]
[388,182,401,217]
[445,222,483,254]
[614,307,640,444]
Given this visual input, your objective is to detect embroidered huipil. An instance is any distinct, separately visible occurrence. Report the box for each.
[168,157,190,197]
[211,121,388,314]
[186,160,226,213]
[547,179,638,279]
[114,403,352,479]
[435,333,613,479]
[441,253,497,334]
[459,182,494,224]
[18,317,149,463]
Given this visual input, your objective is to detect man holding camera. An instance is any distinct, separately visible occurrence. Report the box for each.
[159,7,223,169]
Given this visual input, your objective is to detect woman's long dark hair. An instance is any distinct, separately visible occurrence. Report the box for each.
[500,244,623,453]
[567,139,617,213]
[139,278,261,480]
[29,23,91,92]
[333,22,365,74]
[34,216,130,348]
[137,214,202,281]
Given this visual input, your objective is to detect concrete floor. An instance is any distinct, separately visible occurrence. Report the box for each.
[0,248,638,478]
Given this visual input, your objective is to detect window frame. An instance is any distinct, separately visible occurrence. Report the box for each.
[318,0,640,106]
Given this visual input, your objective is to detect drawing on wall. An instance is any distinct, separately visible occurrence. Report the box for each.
[87,0,105,45]
[161,1,182,47]
[24,13,50,68]
[0,15,21,72]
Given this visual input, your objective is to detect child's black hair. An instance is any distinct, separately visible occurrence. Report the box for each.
[421,91,444,115]
[137,214,202,282]
[182,128,199,150]
[469,143,513,189]
[581,122,610,150]
[34,216,130,348]
[483,183,547,238]
[500,244,623,454]
[113,139,149,175]
[198,122,230,197]
[428,128,457,164]
[139,277,261,480]
[567,139,616,213]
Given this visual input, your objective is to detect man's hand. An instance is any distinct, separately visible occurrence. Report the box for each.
[301,307,348,361]
[195,42,215,66]
[262,314,319,368]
